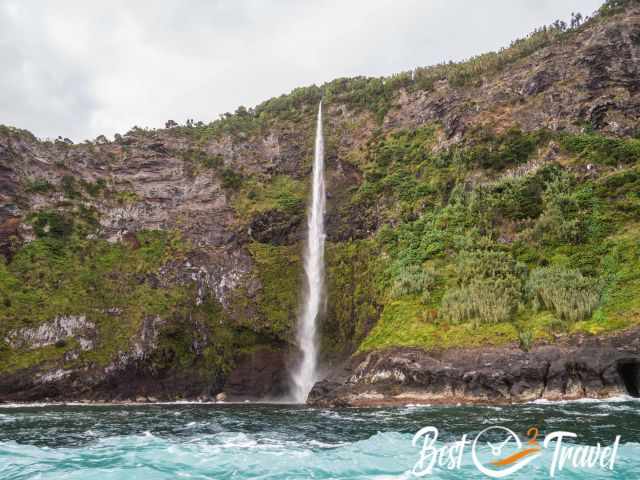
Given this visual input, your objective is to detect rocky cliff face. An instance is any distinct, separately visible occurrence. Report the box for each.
[1,1,640,403]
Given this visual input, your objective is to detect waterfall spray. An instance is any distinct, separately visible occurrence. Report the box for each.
[290,102,326,403]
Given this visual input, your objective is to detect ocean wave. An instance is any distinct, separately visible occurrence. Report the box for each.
[1,402,639,479]
[1,432,639,480]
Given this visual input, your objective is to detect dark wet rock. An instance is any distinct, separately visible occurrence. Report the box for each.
[325,203,379,242]
[308,328,640,407]
[222,348,290,400]
[521,69,557,96]
[0,216,20,260]
[443,113,464,139]
[146,142,169,155]
[584,101,616,130]
[249,209,303,245]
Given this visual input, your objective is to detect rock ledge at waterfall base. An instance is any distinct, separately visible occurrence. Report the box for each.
[307,327,640,407]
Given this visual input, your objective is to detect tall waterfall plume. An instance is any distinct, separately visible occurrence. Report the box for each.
[290,102,326,403]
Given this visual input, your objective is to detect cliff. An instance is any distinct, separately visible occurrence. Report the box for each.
[1,0,640,403]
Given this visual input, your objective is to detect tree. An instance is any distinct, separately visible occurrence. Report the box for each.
[571,12,583,29]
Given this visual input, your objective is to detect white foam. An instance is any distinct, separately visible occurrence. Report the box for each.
[530,394,638,405]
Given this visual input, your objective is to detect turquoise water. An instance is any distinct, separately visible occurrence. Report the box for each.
[0,399,638,479]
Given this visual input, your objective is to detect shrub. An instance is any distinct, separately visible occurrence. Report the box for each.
[467,128,545,171]
[324,76,405,124]
[29,211,74,239]
[276,193,304,213]
[61,175,80,199]
[599,0,639,16]
[353,126,438,210]
[182,149,223,170]
[478,165,563,222]
[411,21,570,91]
[518,330,534,352]
[390,265,437,301]
[452,249,525,281]
[597,168,640,199]
[82,178,107,197]
[531,172,591,245]
[441,275,522,326]
[234,176,306,216]
[526,266,600,322]
[440,250,525,325]
[561,133,640,166]
[115,191,139,204]
[221,168,243,189]
[25,178,53,194]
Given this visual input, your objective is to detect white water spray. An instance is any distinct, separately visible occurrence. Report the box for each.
[291,102,326,403]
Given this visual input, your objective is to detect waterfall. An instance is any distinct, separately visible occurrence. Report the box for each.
[290,101,326,403]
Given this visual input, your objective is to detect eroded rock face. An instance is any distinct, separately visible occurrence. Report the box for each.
[6,316,96,351]
[308,328,640,407]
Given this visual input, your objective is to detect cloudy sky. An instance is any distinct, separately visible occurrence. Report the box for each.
[1,0,604,141]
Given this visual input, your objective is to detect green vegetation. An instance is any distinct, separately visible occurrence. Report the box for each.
[241,243,302,339]
[12,128,636,362]
[61,175,81,199]
[356,129,640,352]
[0,209,261,377]
[323,240,383,356]
[390,265,437,302]
[441,250,525,326]
[599,0,640,16]
[359,299,519,352]
[181,149,224,170]
[24,178,54,194]
[527,266,600,322]
[560,133,640,166]
[518,329,534,352]
[81,178,107,197]
[114,190,140,204]
[28,210,75,239]
[234,175,306,216]
[221,167,244,189]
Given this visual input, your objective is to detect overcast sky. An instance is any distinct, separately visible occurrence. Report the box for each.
[0,0,604,141]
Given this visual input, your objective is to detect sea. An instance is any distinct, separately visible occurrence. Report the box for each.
[0,398,638,479]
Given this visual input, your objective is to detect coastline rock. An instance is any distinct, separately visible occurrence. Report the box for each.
[308,328,640,407]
